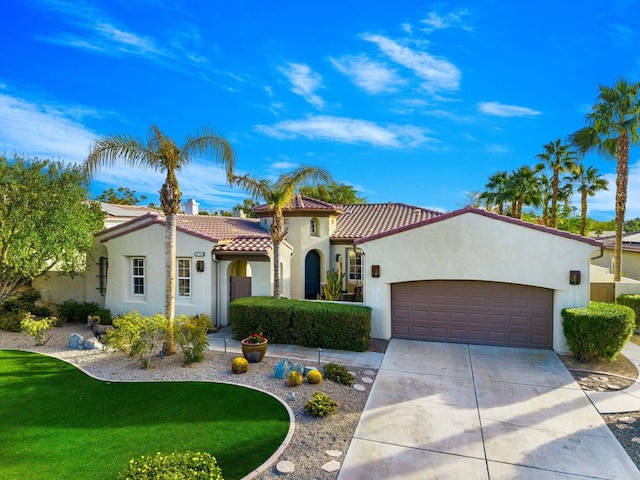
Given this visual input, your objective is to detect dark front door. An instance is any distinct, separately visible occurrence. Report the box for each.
[230,276,252,301]
[305,251,321,299]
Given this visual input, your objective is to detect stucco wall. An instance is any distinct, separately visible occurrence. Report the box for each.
[592,249,640,281]
[358,212,597,353]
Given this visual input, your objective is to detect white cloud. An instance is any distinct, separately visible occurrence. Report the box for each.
[586,160,640,218]
[420,9,472,33]
[272,160,298,170]
[329,55,406,94]
[0,93,96,163]
[361,33,461,92]
[280,63,325,109]
[256,115,432,148]
[478,101,542,117]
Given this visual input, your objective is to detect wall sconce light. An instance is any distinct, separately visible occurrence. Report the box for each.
[336,253,342,262]
[371,265,380,278]
[196,260,205,272]
[569,270,581,285]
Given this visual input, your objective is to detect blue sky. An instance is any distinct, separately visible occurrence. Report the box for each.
[2,1,640,219]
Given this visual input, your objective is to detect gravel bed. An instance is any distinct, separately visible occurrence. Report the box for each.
[0,325,377,479]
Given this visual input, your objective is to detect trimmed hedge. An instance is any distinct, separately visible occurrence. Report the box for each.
[229,296,371,352]
[617,294,640,329]
[562,302,635,362]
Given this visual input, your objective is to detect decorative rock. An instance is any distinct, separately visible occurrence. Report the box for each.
[290,362,304,374]
[348,371,357,377]
[321,460,341,472]
[364,370,376,376]
[606,384,622,390]
[353,384,366,391]
[326,450,342,457]
[632,437,640,443]
[276,460,295,474]
[288,392,296,401]
[83,337,104,350]
[68,333,84,350]
[274,358,293,379]
[361,377,373,384]
[303,366,319,376]
[619,416,637,424]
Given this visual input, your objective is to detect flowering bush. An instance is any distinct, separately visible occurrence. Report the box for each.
[118,451,224,480]
[242,332,267,344]
[20,314,56,345]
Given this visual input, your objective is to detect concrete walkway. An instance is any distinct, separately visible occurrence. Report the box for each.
[338,339,640,480]
[586,341,640,414]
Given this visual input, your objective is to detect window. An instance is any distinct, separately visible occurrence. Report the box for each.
[97,256,108,296]
[310,218,318,236]
[132,257,145,295]
[348,249,362,281]
[177,258,191,297]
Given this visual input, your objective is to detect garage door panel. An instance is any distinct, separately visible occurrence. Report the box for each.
[391,280,553,349]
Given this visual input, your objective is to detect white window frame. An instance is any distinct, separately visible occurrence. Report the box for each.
[348,249,362,281]
[177,258,191,298]
[132,257,145,296]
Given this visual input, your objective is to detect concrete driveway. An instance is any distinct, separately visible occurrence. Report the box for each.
[338,339,640,480]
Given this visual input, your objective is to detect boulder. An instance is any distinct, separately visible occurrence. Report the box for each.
[83,337,104,350]
[68,333,84,350]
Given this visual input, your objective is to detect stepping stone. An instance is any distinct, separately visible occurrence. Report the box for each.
[364,370,376,376]
[276,460,295,474]
[353,384,366,391]
[321,460,341,472]
[361,377,373,384]
[632,437,640,443]
[326,450,342,457]
[607,384,622,390]
[619,416,637,424]
[348,371,357,377]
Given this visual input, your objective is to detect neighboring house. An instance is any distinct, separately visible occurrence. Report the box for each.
[34,196,602,354]
[591,232,640,281]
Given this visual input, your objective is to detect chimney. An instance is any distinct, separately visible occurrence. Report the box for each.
[184,199,199,215]
[232,208,246,218]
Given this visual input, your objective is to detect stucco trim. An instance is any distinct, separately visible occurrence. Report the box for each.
[354,206,603,247]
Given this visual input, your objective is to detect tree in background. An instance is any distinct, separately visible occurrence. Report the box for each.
[535,139,578,228]
[0,155,104,305]
[504,166,542,219]
[84,125,235,354]
[570,164,608,236]
[299,182,366,204]
[96,186,147,205]
[232,166,331,299]
[479,171,509,215]
[570,78,640,281]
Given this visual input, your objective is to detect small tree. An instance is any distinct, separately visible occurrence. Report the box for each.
[0,155,104,306]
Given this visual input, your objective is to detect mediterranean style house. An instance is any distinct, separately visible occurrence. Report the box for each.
[34,197,603,353]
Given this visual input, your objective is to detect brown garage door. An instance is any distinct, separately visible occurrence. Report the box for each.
[391,280,553,349]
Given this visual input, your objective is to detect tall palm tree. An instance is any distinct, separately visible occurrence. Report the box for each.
[479,170,509,214]
[538,172,553,226]
[231,166,331,299]
[570,164,609,236]
[505,166,542,219]
[85,125,235,354]
[535,139,578,228]
[570,78,640,281]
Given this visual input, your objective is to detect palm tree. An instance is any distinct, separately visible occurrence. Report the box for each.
[479,170,509,214]
[505,166,542,219]
[570,164,609,236]
[536,139,578,228]
[538,172,553,226]
[570,78,640,281]
[85,125,235,354]
[231,166,331,299]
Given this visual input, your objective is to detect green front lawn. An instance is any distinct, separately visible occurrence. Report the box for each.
[0,350,290,480]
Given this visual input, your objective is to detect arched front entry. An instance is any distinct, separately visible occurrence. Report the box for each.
[304,250,321,299]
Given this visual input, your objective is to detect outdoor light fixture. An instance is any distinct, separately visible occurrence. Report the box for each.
[569,270,581,285]
[371,265,380,278]
[196,260,205,272]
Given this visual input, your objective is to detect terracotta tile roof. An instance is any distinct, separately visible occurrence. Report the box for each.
[332,203,443,240]
[175,215,268,242]
[99,202,159,218]
[211,237,274,254]
[254,195,341,213]
[600,233,640,253]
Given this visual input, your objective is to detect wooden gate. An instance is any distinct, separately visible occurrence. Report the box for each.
[230,276,251,301]
[590,283,615,303]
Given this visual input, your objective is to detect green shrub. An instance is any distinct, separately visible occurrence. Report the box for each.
[1,289,47,317]
[304,392,338,417]
[105,311,167,369]
[175,314,211,365]
[562,302,635,362]
[20,314,56,345]
[229,296,371,352]
[617,294,640,329]
[323,362,354,386]
[0,311,24,332]
[118,451,224,480]
[58,300,110,324]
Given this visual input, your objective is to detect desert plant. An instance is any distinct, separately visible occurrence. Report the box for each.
[117,451,224,480]
[304,391,338,417]
[0,311,24,332]
[105,311,167,368]
[322,268,345,301]
[231,357,249,374]
[20,314,56,345]
[175,314,211,364]
[286,370,303,387]
[306,369,323,384]
[562,302,635,362]
[323,362,354,386]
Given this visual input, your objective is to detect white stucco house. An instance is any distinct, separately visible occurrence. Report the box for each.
[34,197,602,354]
